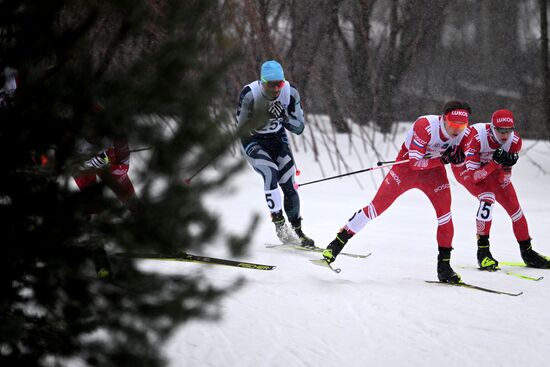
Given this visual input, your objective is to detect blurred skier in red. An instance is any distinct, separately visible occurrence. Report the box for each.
[70,103,139,279]
[74,138,137,210]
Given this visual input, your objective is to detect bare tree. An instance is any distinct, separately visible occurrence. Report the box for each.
[541,0,550,138]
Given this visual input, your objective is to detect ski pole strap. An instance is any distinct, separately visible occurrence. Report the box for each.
[297,159,409,187]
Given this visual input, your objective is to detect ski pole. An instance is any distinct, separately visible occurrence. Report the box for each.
[130,147,152,153]
[184,154,220,185]
[296,159,409,188]
[377,152,443,166]
[287,147,301,176]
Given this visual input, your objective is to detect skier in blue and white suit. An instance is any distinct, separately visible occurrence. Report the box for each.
[236,60,314,247]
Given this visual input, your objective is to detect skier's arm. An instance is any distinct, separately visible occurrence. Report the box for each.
[461,133,499,184]
[495,137,522,183]
[235,86,256,148]
[113,137,130,165]
[407,118,444,171]
[283,86,305,135]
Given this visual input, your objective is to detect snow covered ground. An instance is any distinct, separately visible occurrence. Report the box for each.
[144,119,550,367]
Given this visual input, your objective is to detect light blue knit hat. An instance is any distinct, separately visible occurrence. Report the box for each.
[260,60,284,82]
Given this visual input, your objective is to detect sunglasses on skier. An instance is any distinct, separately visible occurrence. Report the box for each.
[262,79,285,88]
[445,118,468,130]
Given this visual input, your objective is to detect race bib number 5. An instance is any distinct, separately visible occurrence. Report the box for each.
[256,118,282,134]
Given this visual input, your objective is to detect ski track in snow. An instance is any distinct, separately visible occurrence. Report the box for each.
[134,121,550,367]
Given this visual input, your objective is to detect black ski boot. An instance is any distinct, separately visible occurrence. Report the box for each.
[437,247,461,283]
[92,247,114,280]
[477,235,498,271]
[519,239,550,269]
[323,229,354,263]
[290,217,315,248]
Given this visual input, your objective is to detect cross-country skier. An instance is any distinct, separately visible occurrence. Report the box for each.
[322,101,471,283]
[68,103,139,279]
[236,60,314,247]
[74,138,138,212]
[451,109,550,270]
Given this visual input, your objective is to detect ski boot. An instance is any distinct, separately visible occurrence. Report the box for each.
[322,228,354,263]
[272,210,298,244]
[290,217,315,248]
[437,247,461,283]
[92,247,114,280]
[519,239,550,269]
[477,235,498,271]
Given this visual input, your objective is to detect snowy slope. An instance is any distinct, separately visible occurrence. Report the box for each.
[147,119,550,367]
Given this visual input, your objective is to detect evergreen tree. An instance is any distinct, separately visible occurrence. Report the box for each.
[0,1,252,365]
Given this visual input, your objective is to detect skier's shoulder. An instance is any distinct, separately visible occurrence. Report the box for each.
[286,82,301,105]
[287,81,300,94]
[413,115,437,129]
[411,115,435,139]
[238,83,255,106]
[509,132,522,152]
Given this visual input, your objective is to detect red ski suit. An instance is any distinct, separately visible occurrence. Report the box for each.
[74,139,135,205]
[344,115,463,249]
[451,123,529,241]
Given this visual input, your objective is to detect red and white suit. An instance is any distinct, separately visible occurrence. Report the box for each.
[74,138,135,206]
[344,115,465,249]
[451,123,529,241]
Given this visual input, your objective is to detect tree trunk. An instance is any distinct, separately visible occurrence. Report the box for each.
[541,0,550,138]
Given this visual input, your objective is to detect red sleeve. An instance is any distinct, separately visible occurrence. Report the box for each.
[462,130,498,183]
[113,137,130,165]
[509,135,522,154]
[407,118,444,171]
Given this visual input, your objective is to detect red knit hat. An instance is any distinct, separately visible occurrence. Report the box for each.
[444,109,469,126]
[491,109,514,129]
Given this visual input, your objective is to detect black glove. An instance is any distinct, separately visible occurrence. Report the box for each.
[268,101,286,119]
[440,147,453,165]
[493,148,518,166]
[440,146,464,165]
[502,152,519,166]
[492,148,507,164]
[450,148,465,164]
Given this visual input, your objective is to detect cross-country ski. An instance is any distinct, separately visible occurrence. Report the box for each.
[425,280,523,296]
[115,252,276,270]
[265,243,372,259]
[459,265,544,281]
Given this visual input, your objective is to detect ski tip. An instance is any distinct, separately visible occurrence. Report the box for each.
[309,259,326,265]
[310,259,341,273]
